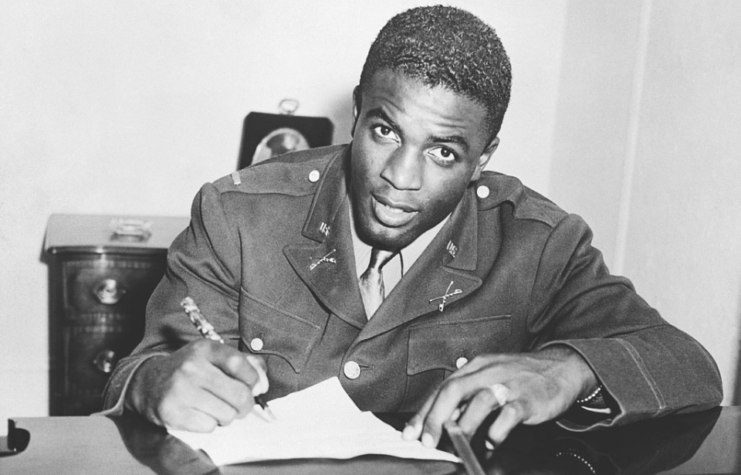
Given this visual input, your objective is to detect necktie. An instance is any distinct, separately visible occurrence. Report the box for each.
[359,248,397,318]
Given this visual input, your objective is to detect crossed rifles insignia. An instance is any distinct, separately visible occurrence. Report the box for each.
[310,251,462,312]
[429,281,463,312]
[309,249,337,270]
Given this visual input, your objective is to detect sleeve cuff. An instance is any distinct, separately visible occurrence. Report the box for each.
[93,352,168,418]
[541,338,667,431]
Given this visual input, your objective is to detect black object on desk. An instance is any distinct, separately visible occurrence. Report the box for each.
[0,407,736,475]
[44,214,189,415]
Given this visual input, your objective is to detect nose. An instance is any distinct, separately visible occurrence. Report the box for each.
[380,146,422,191]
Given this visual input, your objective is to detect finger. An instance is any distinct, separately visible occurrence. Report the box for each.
[245,355,269,396]
[456,387,504,436]
[164,407,219,432]
[197,393,240,427]
[402,383,439,440]
[402,379,471,445]
[418,376,485,447]
[202,368,255,418]
[403,368,488,442]
[190,346,258,416]
[403,359,510,444]
[487,402,526,447]
[209,346,262,386]
[160,388,238,431]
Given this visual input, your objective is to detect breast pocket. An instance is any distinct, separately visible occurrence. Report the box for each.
[408,314,512,374]
[402,314,512,410]
[239,290,323,374]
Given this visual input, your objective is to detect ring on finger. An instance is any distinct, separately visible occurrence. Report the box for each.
[488,383,510,406]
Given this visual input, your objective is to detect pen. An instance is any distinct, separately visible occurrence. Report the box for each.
[180,296,275,421]
[443,420,486,475]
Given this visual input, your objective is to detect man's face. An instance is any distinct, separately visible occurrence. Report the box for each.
[350,69,498,250]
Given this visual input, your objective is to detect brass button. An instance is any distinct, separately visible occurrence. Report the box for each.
[344,361,361,380]
[455,357,468,369]
[250,337,264,351]
[308,170,321,183]
[476,185,490,199]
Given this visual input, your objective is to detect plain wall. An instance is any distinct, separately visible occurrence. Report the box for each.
[0,0,567,431]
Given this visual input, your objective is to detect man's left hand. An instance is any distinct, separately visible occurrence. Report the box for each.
[402,346,598,448]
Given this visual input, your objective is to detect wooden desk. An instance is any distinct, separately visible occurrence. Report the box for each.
[1,407,737,474]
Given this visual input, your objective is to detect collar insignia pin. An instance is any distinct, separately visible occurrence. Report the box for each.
[429,281,463,312]
[446,241,458,258]
[310,249,337,270]
[319,222,331,237]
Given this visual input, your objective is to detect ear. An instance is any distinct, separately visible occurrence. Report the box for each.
[351,86,361,137]
[471,136,499,182]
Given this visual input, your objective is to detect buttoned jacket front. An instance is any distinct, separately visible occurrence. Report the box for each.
[104,145,721,428]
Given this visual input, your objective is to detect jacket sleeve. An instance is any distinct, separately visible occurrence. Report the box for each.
[527,214,722,430]
[101,183,243,413]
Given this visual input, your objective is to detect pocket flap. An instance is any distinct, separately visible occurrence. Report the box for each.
[240,290,322,373]
[407,315,511,375]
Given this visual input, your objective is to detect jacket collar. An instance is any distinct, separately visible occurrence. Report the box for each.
[285,146,489,334]
[300,146,350,243]
[357,186,484,341]
[441,185,479,271]
[284,147,368,328]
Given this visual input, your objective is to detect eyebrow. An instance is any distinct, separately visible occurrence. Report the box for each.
[365,107,471,153]
[366,108,400,131]
[429,134,470,153]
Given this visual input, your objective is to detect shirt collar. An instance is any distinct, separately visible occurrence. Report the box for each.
[348,204,448,280]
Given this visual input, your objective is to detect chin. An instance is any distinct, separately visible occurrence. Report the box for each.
[359,222,418,251]
[354,197,418,249]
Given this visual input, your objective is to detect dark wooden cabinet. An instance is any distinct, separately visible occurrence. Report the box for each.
[45,214,189,415]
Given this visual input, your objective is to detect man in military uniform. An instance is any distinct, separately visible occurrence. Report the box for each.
[103,6,722,448]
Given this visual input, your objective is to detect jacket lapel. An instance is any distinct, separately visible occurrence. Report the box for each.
[283,149,367,329]
[358,187,486,341]
[283,150,503,336]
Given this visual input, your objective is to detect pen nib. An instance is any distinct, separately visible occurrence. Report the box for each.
[256,398,277,422]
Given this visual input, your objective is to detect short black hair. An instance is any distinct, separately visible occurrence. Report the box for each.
[359,5,512,138]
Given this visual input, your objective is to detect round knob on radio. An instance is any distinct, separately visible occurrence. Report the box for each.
[92,349,117,374]
[93,279,126,305]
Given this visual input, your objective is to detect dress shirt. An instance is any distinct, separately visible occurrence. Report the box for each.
[349,202,448,296]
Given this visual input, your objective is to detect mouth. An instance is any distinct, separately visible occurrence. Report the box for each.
[371,195,418,228]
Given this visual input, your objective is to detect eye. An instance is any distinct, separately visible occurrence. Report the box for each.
[427,147,457,166]
[372,125,400,143]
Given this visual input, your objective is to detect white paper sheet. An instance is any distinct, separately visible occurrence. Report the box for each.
[169,377,460,466]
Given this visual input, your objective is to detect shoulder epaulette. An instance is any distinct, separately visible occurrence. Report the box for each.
[475,171,566,228]
[212,145,344,197]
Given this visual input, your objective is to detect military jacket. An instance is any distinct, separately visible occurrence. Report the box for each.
[103,145,722,429]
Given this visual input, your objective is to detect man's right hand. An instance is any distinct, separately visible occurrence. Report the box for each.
[124,339,267,432]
